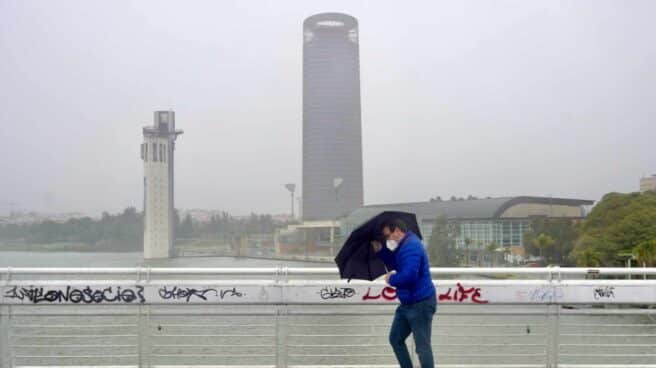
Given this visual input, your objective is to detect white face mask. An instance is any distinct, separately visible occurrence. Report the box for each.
[386,239,399,251]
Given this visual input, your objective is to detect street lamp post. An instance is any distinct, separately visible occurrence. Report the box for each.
[284,183,296,219]
[332,178,344,257]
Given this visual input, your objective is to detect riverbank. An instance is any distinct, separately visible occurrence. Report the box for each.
[0,241,335,264]
[0,241,126,252]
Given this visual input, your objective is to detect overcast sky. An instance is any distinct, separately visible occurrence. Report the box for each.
[1,0,654,217]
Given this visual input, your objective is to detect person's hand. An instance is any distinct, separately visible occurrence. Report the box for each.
[384,271,394,284]
[371,240,382,253]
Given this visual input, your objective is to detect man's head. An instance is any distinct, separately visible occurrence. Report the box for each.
[381,219,408,242]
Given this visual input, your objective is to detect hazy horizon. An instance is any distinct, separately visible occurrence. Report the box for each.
[1,1,655,217]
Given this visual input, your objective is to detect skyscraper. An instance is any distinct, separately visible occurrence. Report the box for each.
[302,13,363,220]
[141,111,183,258]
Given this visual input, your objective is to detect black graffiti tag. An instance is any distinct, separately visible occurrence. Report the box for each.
[158,286,244,302]
[219,287,243,299]
[158,286,219,302]
[3,285,145,304]
[318,287,356,300]
[593,286,615,300]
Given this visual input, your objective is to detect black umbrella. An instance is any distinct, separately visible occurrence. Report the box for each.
[334,211,422,281]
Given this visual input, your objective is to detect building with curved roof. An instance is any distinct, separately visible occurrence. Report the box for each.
[340,196,593,263]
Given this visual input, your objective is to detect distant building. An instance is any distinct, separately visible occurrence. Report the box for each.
[341,196,593,264]
[302,13,363,221]
[640,175,656,193]
[141,111,183,259]
[275,220,341,256]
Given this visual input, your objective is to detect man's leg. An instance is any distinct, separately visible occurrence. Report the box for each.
[389,305,414,368]
[408,298,437,368]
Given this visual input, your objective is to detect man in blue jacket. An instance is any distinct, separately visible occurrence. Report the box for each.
[373,218,436,368]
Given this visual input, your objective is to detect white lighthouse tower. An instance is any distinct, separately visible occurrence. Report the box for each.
[141,110,183,259]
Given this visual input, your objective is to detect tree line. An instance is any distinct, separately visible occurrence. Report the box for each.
[0,208,282,251]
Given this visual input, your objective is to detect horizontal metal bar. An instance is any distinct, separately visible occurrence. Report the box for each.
[560,353,656,357]
[288,343,545,348]
[11,324,136,328]
[560,323,656,327]
[290,333,546,338]
[434,343,545,347]
[289,334,380,337]
[288,344,389,348]
[6,278,656,287]
[560,334,656,337]
[561,344,656,347]
[3,266,656,276]
[152,366,276,368]
[12,365,656,368]
[15,354,138,358]
[290,366,547,368]
[152,354,275,357]
[11,334,138,338]
[438,353,547,357]
[12,344,135,348]
[151,366,275,368]
[288,353,393,357]
[6,308,653,317]
[289,323,547,328]
[157,334,275,337]
[559,309,656,316]
[17,366,139,368]
[156,324,274,328]
[153,344,273,348]
[550,366,656,368]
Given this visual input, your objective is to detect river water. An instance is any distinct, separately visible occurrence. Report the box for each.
[1,251,654,367]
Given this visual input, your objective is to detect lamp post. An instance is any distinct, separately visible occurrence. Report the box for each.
[284,183,296,219]
[332,178,344,257]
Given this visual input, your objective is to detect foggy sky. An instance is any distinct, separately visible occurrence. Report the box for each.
[1,0,655,217]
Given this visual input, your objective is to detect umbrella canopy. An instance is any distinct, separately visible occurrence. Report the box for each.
[334,211,422,281]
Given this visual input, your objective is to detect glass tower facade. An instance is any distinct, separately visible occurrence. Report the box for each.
[302,13,363,221]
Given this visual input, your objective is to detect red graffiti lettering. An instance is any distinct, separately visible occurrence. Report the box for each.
[381,287,397,300]
[438,288,453,301]
[362,287,380,300]
[362,286,397,301]
[438,283,488,304]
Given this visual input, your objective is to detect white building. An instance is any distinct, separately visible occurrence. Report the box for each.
[640,175,656,193]
[141,111,183,258]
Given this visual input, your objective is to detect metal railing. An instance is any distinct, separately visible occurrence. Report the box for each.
[1,266,655,368]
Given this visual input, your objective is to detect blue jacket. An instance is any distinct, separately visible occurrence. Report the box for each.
[376,231,436,305]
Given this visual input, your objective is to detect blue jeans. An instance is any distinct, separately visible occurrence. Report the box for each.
[389,296,437,368]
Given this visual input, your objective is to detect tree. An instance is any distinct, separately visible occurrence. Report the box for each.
[524,218,578,265]
[485,241,501,267]
[532,233,555,263]
[464,237,473,266]
[428,215,460,266]
[572,191,656,266]
[178,214,194,239]
[575,247,602,267]
[633,239,656,267]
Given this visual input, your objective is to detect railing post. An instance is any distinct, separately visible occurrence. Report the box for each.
[0,304,9,368]
[137,265,152,368]
[275,265,289,368]
[545,303,560,368]
[137,304,152,368]
[545,266,561,368]
[1,268,11,368]
[275,306,289,368]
